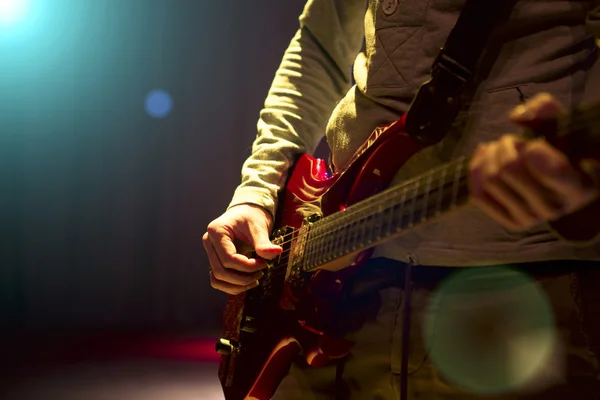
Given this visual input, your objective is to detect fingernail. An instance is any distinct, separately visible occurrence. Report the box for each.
[509,104,533,121]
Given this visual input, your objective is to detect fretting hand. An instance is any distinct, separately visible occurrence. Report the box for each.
[469,93,600,231]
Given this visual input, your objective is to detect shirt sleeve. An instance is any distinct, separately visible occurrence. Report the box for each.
[227,0,367,217]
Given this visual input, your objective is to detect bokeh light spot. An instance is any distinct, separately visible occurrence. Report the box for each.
[423,266,558,395]
[145,89,173,119]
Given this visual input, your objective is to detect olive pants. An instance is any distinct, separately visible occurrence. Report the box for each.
[273,259,600,399]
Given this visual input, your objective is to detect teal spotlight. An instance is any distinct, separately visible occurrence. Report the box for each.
[0,0,30,26]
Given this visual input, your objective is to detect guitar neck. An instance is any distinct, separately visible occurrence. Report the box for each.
[295,99,600,273]
[300,156,471,272]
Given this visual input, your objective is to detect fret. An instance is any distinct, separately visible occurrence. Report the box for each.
[333,219,345,257]
[330,219,341,260]
[370,209,379,243]
[358,211,367,245]
[333,222,343,257]
[299,155,477,273]
[407,179,420,228]
[350,219,359,251]
[436,164,448,216]
[322,222,333,263]
[318,222,327,265]
[344,218,352,253]
[342,216,351,254]
[309,224,321,268]
[374,202,383,241]
[308,224,321,269]
[327,222,336,261]
[369,211,379,244]
[321,222,331,264]
[337,218,344,257]
[303,226,312,270]
[308,223,317,269]
[303,237,311,271]
[421,170,434,222]
[357,210,367,248]
[363,213,372,246]
[381,189,398,238]
[294,225,309,272]
[381,190,395,239]
[366,205,375,242]
[339,213,350,255]
[330,221,338,259]
[338,225,347,257]
[342,220,349,255]
[337,219,347,256]
[343,213,355,254]
[450,158,463,209]
[394,185,409,232]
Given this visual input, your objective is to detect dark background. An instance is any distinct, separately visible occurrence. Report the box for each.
[0,0,311,334]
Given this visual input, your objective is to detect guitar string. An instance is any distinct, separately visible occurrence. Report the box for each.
[264,172,469,280]
[263,182,470,283]
[252,109,600,280]
[277,157,467,259]
[270,172,472,282]
[256,165,461,284]
[295,159,469,268]
[262,109,600,252]
[265,156,467,251]
[255,109,600,289]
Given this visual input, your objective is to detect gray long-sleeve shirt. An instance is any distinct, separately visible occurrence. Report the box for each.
[228,0,600,266]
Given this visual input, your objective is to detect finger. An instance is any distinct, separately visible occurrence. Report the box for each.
[470,144,520,229]
[498,141,564,220]
[209,270,259,296]
[471,140,540,228]
[524,141,598,211]
[500,169,563,220]
[203,233,263,286]
[206,224,268,273]
[246,221,282,260]
[471,191,522,231]
[485,174,540,228]
[509,92,565,125]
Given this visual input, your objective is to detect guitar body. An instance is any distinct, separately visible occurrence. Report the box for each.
[217,115,427,400]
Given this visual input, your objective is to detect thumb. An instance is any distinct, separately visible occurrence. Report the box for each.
[248,222,282,260]
[509,92,565,130]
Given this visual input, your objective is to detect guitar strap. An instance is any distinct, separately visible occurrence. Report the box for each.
[343,0,520,302]
[394,2,520,400]
[334,4,523,399]
[404,0,519,144]
[335,3,522,400]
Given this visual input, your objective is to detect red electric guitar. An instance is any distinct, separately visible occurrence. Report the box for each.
[215,100,600,400]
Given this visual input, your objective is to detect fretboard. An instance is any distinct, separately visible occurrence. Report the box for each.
[300,156,471,272]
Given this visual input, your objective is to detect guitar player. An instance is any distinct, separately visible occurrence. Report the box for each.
[203,0,600,398]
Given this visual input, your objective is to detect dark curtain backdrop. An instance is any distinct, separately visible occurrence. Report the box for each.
[0,0,309,331]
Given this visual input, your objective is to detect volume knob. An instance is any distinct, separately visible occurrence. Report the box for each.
[241,316,257,333]
[215,338,239,355]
